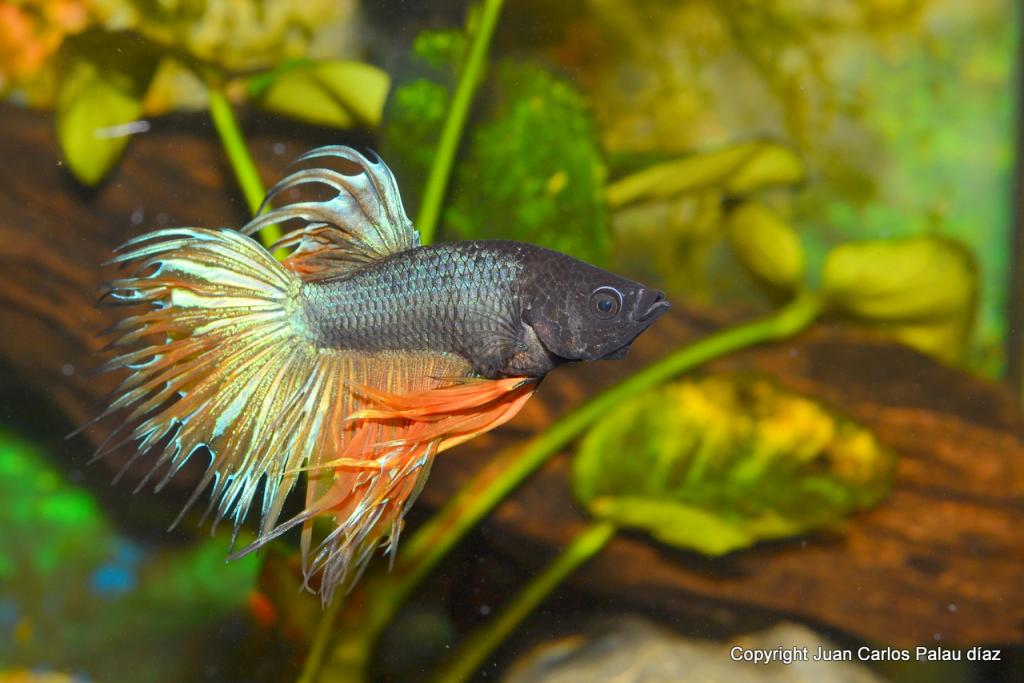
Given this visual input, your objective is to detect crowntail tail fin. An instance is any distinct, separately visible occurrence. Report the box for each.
[93,227,325,539]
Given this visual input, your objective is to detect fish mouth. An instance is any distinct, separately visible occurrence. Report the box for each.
[633,288,670,324]
[593,289,670,361]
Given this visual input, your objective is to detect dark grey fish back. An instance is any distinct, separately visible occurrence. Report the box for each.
[301,242,526,357]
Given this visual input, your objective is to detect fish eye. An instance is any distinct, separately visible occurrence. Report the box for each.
[589,287,622,319]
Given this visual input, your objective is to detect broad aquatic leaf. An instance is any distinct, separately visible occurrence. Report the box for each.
[822,237,976,321]
[822,237,978,362]
[142,56,209,114]
[573,377,895,556]
[605,141,804,208]
[725,143,805,195]
[56,31,160,186]
[724,201,805,292]
[874,318,974,364]
[253,60,390,128]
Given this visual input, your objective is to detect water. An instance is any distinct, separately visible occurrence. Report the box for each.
[0,1,1020,681]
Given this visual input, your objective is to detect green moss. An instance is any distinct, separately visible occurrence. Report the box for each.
[412,29,468,71]
[383,31,609,263]
[443,62,609,263]
[384,78,451,196]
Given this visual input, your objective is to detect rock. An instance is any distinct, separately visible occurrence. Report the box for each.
[504,618,886,683]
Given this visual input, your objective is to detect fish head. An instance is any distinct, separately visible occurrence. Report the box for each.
[522,253,670,364]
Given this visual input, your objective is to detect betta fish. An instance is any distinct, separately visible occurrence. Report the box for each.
[89,146,669,602]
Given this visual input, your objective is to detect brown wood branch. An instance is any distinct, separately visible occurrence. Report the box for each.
[1,103,1022,646]
[432,328,1024,646]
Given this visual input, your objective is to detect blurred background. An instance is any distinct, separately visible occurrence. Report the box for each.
[0,0,1022,682]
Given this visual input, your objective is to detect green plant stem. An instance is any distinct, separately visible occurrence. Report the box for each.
[415,0,506,244]
[207,86,284,251]
[297,592,346,683]
[322,292,822,677]
[432,520,617,683]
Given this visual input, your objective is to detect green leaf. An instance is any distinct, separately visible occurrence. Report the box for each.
[253,60,390,128]
[605,141,804,208]
[142,56,210,115]
[590,497,754,556]
[823,237,977,321]
[821,237,978,362]
[573,376,895,555]
[56,31,160,186]
[724,200,805,292]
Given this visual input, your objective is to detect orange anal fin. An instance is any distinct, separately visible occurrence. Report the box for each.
[248,375,536,604]
[286,376,537,603]
[348,377,536,421]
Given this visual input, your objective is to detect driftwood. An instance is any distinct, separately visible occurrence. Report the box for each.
[1,103,1022,647]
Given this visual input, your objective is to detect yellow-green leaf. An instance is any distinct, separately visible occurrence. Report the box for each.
[899,319,978,364]
[254,61,390,128]
[605,141,804,208]
[822,237,977,321]
[142,56,209,115]
[725,143,805,194]
[724,201,805,291]
[573,376,895,556]
[56,31,159,186]
[821,238,978,363]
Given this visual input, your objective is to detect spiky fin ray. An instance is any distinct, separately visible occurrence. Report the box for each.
[95,145,542,598]
[240,146,419,281]
[275,376,538,603]
[94,227,325,538]
[95,228,484,534]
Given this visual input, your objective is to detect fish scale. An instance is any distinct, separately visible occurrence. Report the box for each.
[302,241,526,370]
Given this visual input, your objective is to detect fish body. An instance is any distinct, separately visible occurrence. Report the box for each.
[91,146,668,601]
[303,240,668,377]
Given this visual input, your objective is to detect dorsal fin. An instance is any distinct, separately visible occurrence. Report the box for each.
[241,146,420,280]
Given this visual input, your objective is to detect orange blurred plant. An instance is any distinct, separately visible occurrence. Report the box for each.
[0,0,93,103]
